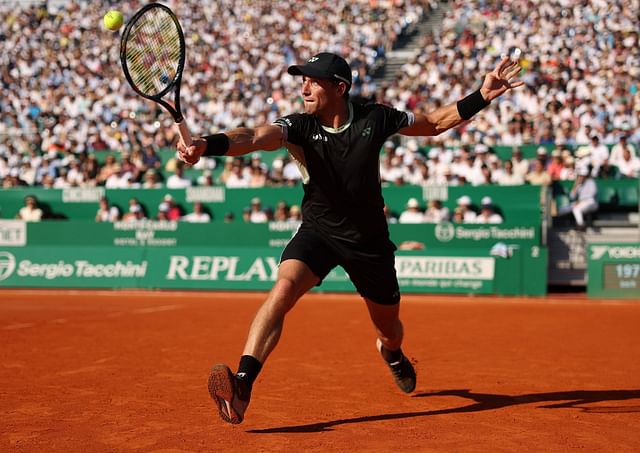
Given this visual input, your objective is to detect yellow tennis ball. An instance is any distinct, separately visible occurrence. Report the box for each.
[103,10,124,31]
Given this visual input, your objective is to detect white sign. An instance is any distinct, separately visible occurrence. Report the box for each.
[0,220,26,246]
[395,256,495,280]
[166,255,278,281]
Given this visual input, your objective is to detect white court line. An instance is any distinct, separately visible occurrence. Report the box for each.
[2,323,35,330]
[132,304,183,314]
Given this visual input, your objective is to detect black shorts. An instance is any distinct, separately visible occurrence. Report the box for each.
[280,224,400,305]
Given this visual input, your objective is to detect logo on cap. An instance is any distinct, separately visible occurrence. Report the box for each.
[308,57,319,63]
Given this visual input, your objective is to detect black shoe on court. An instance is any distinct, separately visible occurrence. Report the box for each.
[376,338,416,394]
[207,364,251,424]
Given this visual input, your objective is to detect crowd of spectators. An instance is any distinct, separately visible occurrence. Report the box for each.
[386,0,640,150]
[1,1,638,201]
[91,194,303,224]
[391,194,503,224]
[0,0,428,166]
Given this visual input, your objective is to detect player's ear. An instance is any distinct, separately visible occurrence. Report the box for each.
[336,81,348,98]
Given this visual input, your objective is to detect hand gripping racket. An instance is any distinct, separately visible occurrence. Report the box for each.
[120,3,192,146]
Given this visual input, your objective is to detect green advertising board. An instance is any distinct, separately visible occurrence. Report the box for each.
[0,245,547,296]
[10,220,541,249]
[0,185,542,225]
[587,243,640,299]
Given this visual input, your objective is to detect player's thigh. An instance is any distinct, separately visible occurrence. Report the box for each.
[275,258,321,301]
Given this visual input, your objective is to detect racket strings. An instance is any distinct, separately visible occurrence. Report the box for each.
[125,8,181,96]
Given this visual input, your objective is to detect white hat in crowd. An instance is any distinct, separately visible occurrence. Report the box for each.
[407,197,420,208]
[457,195,472,206]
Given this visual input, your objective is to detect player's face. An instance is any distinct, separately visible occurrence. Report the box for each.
[301,76,342,115]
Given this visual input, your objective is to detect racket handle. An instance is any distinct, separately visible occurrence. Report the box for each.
[177,120,192,147]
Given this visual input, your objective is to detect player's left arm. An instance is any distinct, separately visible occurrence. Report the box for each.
[399,55,524,137]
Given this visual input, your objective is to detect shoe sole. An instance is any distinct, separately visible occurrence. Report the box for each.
[207,364,243,424]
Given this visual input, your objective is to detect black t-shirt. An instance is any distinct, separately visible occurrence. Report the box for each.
[274,102,413,246]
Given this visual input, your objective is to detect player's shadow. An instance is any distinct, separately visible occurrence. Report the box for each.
[247,389,640,433]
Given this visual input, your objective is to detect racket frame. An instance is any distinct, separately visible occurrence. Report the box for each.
[120,2,192,145]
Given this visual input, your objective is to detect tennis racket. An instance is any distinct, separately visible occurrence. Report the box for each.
[120,2,192,146]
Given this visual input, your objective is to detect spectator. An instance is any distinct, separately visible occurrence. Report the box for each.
[224,212,235,223]
[556,168,599,229]
[142,147,162,170]
[497,160,524,185]
[156,203,170,221]
[526,159,552,186]
[288,205,302,222]
[547,150,564,181]
[510,148,529,179]
[273,201,289,222]
[142,169,163,188]
[451,207,465,224]
[16,195,43,222]
[182,202,211,223]
[241,207,252,223]
[455,195,477,223]
[616,148,640,178]
[166,164,192,189]
[248,197,268,223]
[122,202,147,222]
[226,161,251,188]
[197,170,215,187]
[423,199,449,223]
[610,135,637,165]
[162,194,182,220]
[248,165,267,188]
[95,196,120,222]
[586,135,610,176]
[398,198,424,224]
[475,197,503,224]
[559,156,577,181]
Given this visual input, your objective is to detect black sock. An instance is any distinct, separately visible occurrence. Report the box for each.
[237,355,262,389]
[381,345,403,363]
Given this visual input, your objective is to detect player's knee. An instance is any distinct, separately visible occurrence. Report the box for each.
[267,276,301,310]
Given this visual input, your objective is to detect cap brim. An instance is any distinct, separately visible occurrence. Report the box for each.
[287,64,351,86]
[288,64,327,78]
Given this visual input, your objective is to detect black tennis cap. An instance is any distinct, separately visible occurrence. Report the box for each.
[287,52,352,90]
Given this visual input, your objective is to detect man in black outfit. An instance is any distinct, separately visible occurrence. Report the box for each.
[177,52,523,424]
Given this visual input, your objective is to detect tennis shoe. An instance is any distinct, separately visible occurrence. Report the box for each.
[208,364,251,424]
[376,338,416,393]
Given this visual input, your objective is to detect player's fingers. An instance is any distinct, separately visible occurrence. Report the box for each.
[509,80,525,88]
[495,55,511,75]
[505,65,522,80]
[500,60,518,78]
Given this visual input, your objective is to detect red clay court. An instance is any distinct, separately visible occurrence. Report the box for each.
[1,290,639,452]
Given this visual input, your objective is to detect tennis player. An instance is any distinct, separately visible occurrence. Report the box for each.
[177,52,523,424]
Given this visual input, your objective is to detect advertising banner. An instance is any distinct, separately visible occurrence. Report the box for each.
[0,246,500,294]
[587,243,640,299]
[17,221,540,249]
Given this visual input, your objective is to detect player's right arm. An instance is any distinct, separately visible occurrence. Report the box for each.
[177,125,284,164]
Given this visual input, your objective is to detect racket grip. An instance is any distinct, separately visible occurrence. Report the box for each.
[177,120,192,147]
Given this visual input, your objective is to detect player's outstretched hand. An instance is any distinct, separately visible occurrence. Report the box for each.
[177,138,206,165]
[479,54,524,102]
